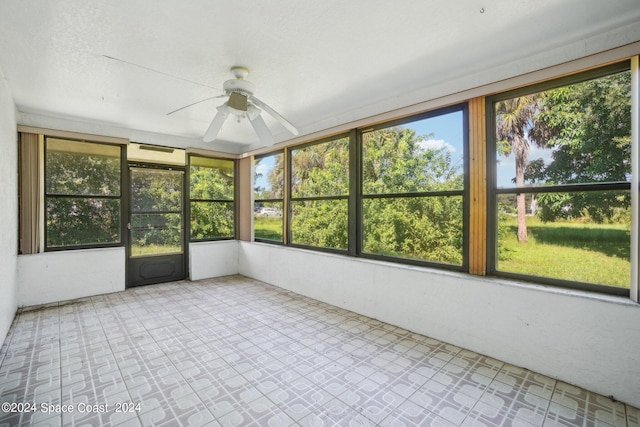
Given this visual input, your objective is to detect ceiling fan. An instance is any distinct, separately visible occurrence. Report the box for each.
[170,66,299,145]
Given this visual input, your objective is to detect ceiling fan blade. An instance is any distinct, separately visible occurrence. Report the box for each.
[249,113,276,146]
[166,94,227,116]
[248,95,299,136]
[203,106,228,142]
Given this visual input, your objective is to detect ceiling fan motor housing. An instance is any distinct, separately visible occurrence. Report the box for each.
[228,92,248,113]
[223,78,255,97]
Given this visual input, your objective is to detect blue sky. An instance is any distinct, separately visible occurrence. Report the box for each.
[410,110,464,174]
[254,154,278,192]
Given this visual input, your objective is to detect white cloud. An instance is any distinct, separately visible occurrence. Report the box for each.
[418,139,456,153]
[255,163,269,176]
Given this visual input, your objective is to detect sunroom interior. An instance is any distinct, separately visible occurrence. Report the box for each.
[1,1,640,425]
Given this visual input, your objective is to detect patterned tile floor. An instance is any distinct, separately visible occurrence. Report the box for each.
[0,275,638,427]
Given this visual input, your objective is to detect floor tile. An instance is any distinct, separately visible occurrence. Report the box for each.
[347,385,407,424]
[298,398,376,426]
[494,365,556,401]
[432,361,494,400]
[380,400,457,427]
[409,378,479,425]
[464,398,543,427]
[268,376,333,421]
[548,382,627,427]
[0,276,638,427]
[627,405,640,427]
[216,396,295,426]
[479,378,551,426]
[195,373,262,419]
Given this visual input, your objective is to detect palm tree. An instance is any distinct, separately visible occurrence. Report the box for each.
[496,94,547,242]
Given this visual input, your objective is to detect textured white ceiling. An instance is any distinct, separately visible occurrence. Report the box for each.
[1,0,640,153]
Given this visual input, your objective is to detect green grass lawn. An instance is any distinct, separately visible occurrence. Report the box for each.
[254,217,283,241]
[254,213,630,288]
[131,244,181,257]
[498,217,630,288]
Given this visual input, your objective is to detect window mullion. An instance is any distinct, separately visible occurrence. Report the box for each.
[284,147,291,245]
[631,55,639,302]
[350,128,360,257]
[469,97,487,275]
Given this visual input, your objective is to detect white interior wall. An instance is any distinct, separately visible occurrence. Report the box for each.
[189,240,239,281]
[238,241,640,408]
[15,240,241,306]
[17,248,125,307]
[0,66,18,346]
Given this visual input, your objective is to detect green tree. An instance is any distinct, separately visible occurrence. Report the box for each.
[265,126,464,263]
[46,146,121,247]
[291,139,350,197]
[190,161,234,240]
[499,71,631,225]
[495,94,549,242]
[362,127,463,264]
[131,169,183,252]
[290,138,350,249]
[535,71,631,223]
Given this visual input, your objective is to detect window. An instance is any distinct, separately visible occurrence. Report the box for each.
[189,155,235,240]
[289,136,350,251]
[253,106,468,267]
[489,63,631,294]
[254,151,284,242]
[45,138,123,249]
[360,106,467,266]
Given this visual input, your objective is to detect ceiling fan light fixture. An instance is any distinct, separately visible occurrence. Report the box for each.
[246,104,261,120]
[203,105,229,142]
[216,103,230,117]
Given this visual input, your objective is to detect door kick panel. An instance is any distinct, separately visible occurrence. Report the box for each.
[140,259,176,279]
